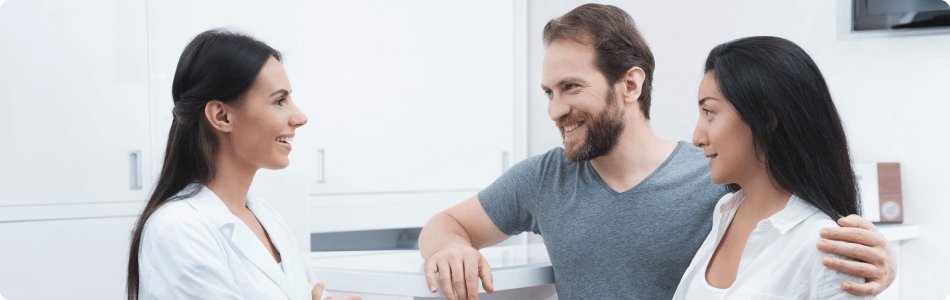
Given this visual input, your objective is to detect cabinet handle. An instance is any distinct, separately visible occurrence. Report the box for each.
[317,149,325,184]
[502,151,510,172]
[129,150,142,190]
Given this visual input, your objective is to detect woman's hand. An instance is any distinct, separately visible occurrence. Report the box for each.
[817,214,897,296]
[312,281,362,300]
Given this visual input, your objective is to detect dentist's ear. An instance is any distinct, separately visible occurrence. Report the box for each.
[620,66,646,105]
[205,100,234,133]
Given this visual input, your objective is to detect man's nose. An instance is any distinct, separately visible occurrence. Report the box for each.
[548,94,570,122]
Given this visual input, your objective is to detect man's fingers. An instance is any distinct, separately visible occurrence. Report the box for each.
[464,256,481,300]
[817,239,885,265]
[479,256,494,293]
[821,255,885,279]
[450,260,468,300]
[836,214,878,232]
[819,226,887,248]
[437,260,458,300]
[841,280,883,296]
[424,259,439,293]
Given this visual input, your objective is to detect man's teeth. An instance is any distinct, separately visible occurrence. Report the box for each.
[277,137,293,143]
[564,124,580,132]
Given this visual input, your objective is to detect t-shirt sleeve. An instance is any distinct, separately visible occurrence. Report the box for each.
[477,155,543,236]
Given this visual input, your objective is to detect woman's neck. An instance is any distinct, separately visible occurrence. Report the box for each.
[204,149,258,213]
[737,168,793,220]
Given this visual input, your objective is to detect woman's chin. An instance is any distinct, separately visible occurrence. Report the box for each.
[262,158,291,170]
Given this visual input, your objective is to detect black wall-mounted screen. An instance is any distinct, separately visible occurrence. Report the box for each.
[854,0,950,31]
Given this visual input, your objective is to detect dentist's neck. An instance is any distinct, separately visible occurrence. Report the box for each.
[205,143,258,213]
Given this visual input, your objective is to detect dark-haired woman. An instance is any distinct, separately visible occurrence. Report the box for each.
[126,29,360,300]
[673,36,873,299]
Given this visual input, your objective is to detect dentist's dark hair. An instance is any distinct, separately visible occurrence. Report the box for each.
[704,36,858,220]
[126,28,280,300]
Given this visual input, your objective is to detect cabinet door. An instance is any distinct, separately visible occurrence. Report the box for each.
[296,0,515,196]
[0,0,151,206]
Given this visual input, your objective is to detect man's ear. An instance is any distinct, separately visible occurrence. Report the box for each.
[620,67,646,105]
[205,100,233,133]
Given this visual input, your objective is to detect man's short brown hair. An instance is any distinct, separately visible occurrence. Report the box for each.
[543,4,655,119]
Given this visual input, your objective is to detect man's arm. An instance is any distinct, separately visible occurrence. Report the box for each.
[419,195,510,300]
[817,214,898,296]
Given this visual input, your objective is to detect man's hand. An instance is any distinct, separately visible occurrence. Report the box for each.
[423,243,495,300]
[312,281,362,300]
[817,214,897,296]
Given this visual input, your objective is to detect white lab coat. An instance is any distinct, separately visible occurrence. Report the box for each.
[137,184,327,300]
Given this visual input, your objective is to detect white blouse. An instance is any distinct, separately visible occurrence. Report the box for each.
[138,184,328,300]
[672,190,873,300]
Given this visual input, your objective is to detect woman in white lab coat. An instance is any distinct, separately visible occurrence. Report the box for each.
[125,29,360,300]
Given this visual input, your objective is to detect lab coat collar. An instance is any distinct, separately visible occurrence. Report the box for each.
[183,184,295,300]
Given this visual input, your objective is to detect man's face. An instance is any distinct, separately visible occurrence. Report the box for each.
[542,40,624,163]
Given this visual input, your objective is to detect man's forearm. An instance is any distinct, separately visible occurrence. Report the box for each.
[419,212,474,259]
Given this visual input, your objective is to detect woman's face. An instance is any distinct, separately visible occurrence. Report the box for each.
[228,56,307,170]
[692,72,761,185]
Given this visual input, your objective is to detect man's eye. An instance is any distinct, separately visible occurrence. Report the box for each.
[565,84,579,90]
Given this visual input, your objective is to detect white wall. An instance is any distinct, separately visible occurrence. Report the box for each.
[526,1,950,299]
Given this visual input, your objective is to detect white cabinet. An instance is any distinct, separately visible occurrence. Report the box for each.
[0,0,151,207]
[295,0,516,198]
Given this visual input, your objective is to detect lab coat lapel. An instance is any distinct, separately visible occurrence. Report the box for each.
[229,221,294,300]
[184,185,294,300]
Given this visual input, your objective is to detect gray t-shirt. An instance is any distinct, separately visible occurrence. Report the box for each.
[478,141,728,299]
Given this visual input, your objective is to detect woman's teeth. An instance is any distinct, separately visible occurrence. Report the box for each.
[277,137,293,143]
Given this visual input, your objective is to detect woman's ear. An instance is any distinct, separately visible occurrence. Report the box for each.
[205,100,233,133]
[620,67,646,105]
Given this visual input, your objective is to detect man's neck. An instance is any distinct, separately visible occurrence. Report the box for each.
[588,119,678,193]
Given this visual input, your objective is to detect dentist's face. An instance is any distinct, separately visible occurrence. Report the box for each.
[228,56,308,170]
[541,40,624,163]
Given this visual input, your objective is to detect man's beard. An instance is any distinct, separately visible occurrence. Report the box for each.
[558,87,625,163]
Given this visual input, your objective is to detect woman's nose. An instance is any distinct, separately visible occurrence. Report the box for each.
[290,102,308,128]
[692,120,707,148]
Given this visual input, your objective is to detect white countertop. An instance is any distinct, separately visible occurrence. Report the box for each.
[309,224,919,298]
[310,244,553,297]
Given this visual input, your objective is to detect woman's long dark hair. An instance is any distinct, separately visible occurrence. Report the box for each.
[704,36,859,220]
[126,29,281,300]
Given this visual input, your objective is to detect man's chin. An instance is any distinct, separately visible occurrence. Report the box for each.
[563,145,587,163]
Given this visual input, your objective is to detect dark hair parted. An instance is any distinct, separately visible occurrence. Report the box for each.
[542,3,655,119]
[705,36,859,220]
[126,29,281,300]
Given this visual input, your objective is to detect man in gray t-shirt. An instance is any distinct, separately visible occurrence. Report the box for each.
[418,4,895,300]
[478,143,726,299]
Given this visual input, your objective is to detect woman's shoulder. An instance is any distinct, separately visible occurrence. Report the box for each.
[781,209,871,299]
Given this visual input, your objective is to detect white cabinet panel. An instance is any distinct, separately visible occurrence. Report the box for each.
[0,217,136,300]
[295,0,515,195]
[0,0,151,206]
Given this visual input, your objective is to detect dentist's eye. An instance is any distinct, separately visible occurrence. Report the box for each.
[703,108,712,116]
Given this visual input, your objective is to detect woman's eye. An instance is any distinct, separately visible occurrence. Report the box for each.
[703,108,712,116]
[275,98,285,106]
